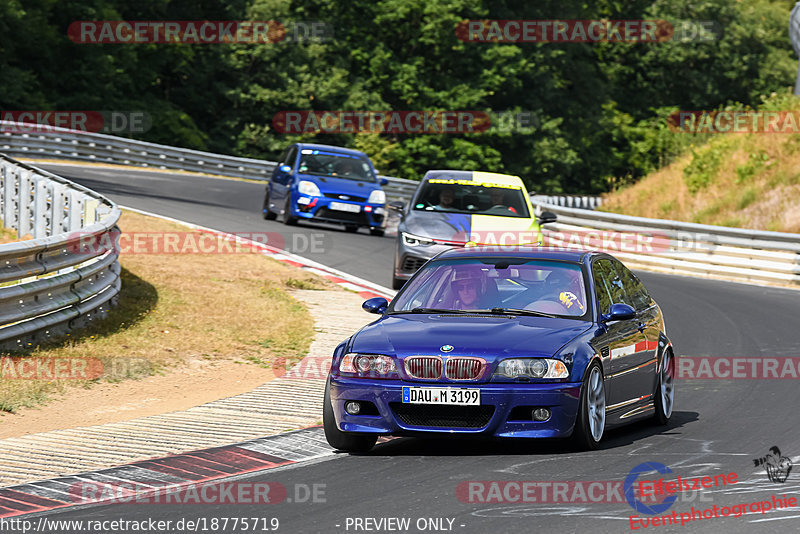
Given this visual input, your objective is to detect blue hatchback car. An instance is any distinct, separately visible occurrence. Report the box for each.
[324,248,675,452]
[263,143,388,235]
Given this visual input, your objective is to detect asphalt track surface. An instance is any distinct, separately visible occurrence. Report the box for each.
[31,163,800,533]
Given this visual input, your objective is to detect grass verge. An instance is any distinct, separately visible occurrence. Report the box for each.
[0,210,333,413]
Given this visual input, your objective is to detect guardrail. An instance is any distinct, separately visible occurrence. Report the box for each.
[531,194,602,210]
[0,153,121,351]
[531,202,800,287]
[0,122,418,202]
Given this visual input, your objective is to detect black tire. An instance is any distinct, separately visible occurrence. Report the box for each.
[370,228,385,237]
[652,349,675,426]
[263,190,277,220]
[283,197,298,226]
[323,379,377,453]
[572,361,606,451]
[344,224,359,233]
[392,276,405,290]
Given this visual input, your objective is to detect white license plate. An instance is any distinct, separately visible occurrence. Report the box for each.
[402,387,480,405]
[329,201,361,213]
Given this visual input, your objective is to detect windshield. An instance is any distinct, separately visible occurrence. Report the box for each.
[298,150,375,182]
[390,258,589,319]
[412,179,530,218]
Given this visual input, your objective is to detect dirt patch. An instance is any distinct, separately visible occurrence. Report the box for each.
[0,358,276,438]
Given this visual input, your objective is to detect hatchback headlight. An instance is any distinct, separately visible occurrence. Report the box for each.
[494,358,569,379]
[368,190,386,204]
[402,232,436,246]
[298,180,321,196]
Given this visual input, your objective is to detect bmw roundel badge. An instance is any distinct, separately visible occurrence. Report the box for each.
[440,345,454,353]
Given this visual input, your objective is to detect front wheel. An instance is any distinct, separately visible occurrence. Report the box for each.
[263,190,277,220]
[283,197,298,226]
[572,362,605,450]
[344,224,359,233]
[652,350,674,425]
[370,228,385,237]
[323,379,377,453]
[392,276,405,290]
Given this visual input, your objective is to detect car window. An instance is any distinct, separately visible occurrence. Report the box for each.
[391,258,589,319]
[297,150,375,181]
[592,259,628,315]
[612,259,652,311]
[285,146,298,168]
[412,179,530,218]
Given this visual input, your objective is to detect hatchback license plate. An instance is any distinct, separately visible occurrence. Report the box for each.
[329,201,361,213]
[402,387,480,405]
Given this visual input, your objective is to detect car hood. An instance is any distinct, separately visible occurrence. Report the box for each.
[401,210,540,245]
[351,314,591,361]
[297,173,380,197]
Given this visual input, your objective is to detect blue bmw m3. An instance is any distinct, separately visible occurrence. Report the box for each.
[323,248,675,452]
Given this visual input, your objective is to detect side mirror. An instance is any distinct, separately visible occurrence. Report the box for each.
[279,164,292,173]
[380,177,389,186]
[387,201,405,212]
[537,211,557,225]
[601,303,636,322]
[362,297,388,314]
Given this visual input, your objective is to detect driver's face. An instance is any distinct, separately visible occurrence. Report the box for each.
[491,190,504,203]
[439,189,454,205]
[454,280,479,306]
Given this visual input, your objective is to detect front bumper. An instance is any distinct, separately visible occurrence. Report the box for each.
[329,377,581,438]
[295,195,385,228]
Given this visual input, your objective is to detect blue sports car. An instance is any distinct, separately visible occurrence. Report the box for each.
[323,247,675,451]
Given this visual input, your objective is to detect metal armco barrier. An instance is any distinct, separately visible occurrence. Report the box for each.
[530,194,602,210]
[0,122,418,202]
[531,202,800,287]
[0,153,121,351]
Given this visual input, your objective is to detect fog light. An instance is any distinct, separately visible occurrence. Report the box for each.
[532,408,551,421]
[345,401,361,415]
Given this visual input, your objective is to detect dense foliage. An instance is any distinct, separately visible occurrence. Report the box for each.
[1,0,795,192]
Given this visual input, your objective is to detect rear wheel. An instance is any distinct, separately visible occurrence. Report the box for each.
[283,197,297,226]
[652,350,674,425]
[323,379,377,453]
[572,362,605,450]
[262,190,277,220]
[344,224,359,233]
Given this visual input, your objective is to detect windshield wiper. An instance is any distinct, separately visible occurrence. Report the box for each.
[391,307,477,315]
[489,307,559,319]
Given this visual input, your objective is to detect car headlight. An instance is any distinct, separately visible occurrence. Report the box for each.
[298,180,321,196]
[339,353,398,378]
[402,232,436,246]
[367,190,386,204]
[494,358,569,379]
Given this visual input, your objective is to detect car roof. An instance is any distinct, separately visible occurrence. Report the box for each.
[435,246,599,264]
[295,143,368,158]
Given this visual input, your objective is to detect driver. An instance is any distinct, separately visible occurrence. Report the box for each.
[334,158,363,178]
[489,188,517,214]
[433,188,456,210]
[450,268,486,310]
